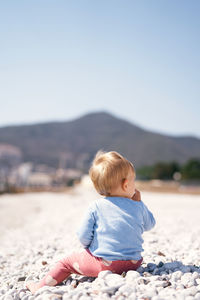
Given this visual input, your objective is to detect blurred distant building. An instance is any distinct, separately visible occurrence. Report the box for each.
[0,144,83,192]
[55,168,82,186]
[27,172,52,187]
[0,143,22,169]
[16,163,33,186]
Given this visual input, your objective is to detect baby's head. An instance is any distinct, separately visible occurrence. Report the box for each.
[89,150,136,198]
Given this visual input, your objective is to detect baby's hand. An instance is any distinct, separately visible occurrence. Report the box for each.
[132,189,141,201]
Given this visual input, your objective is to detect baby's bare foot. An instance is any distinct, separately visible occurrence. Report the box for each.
[26,281,40,294]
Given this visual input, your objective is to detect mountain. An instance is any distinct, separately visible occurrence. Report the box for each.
[0,111,200,170]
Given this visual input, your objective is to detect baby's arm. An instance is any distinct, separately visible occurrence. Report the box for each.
[141,201,156,231]
[76,204,95,248]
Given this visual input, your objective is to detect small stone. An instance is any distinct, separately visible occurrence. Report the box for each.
[153,280,166,287]
[152,297,165,300]
[149,275,160,281]
[118,285,136,296]
[115,296,125,300]
[19,292,25,298]
[22,296,29,300]
[181,272,193,286]
[0,289,6,295]
[157,261,164,268]
[160,271,168,276]
[157,251,165,257]
[147,263,157,272]
[98,270,112,279]
[136,266,145,273]
[143,272,152,277]
[194,293,200,300]
[79,296,92,300]
[92,277,105,287]
[142,288,157,298]
[48,293,62,299]
[163,263,173,271]
[18,277,26,282]
[163,280,172,288]
[181,266,191,273]
[125,270,140,281]
[136,277,147,284]
[101,285,119,294]
[4,296,13,300]
[152,268,160,275]
[128,293,137,300]
[71,279,78,288]
[187,286,198,296]
[193,272,200,280]
[176,284,185,290]
[171,270,183,281]
[106,273,125,287]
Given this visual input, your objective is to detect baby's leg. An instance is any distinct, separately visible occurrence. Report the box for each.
[26,249,100,294]
[26,259,72,294]
[27,254,78,294]
[26,250,143,294]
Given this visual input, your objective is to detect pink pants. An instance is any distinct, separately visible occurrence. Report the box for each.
[38,249,143,288]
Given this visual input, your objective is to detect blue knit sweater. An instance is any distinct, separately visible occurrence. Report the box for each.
[77,196,156,261]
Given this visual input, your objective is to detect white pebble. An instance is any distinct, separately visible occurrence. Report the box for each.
[4,296,14,300]
[195,293,200,300]
[104,274,125,291]
[193,272,200,280]
[98,270,112,279]
[171,270,183,281]
[118,284,136,296]
[79,296,92,300]
[125,270,140,281]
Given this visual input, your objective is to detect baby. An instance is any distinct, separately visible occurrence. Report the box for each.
[26,150,156,294]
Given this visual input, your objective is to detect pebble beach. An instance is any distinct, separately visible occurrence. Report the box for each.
[0,180,200,300]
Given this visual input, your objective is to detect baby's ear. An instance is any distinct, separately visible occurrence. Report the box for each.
[122,178,128,191]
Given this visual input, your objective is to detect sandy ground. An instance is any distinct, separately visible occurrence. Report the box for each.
[0,181,200,299]
[0,182,200,240]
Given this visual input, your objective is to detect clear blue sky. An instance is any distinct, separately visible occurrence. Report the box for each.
[0,0,199,137]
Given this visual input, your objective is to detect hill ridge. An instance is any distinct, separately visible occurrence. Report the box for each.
[0,111,199,169]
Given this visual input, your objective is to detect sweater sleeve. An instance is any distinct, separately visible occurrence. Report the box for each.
[141,201,156,231]
[76,203,96,248]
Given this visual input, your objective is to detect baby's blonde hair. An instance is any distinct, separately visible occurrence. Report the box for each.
[89,150,135,196]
